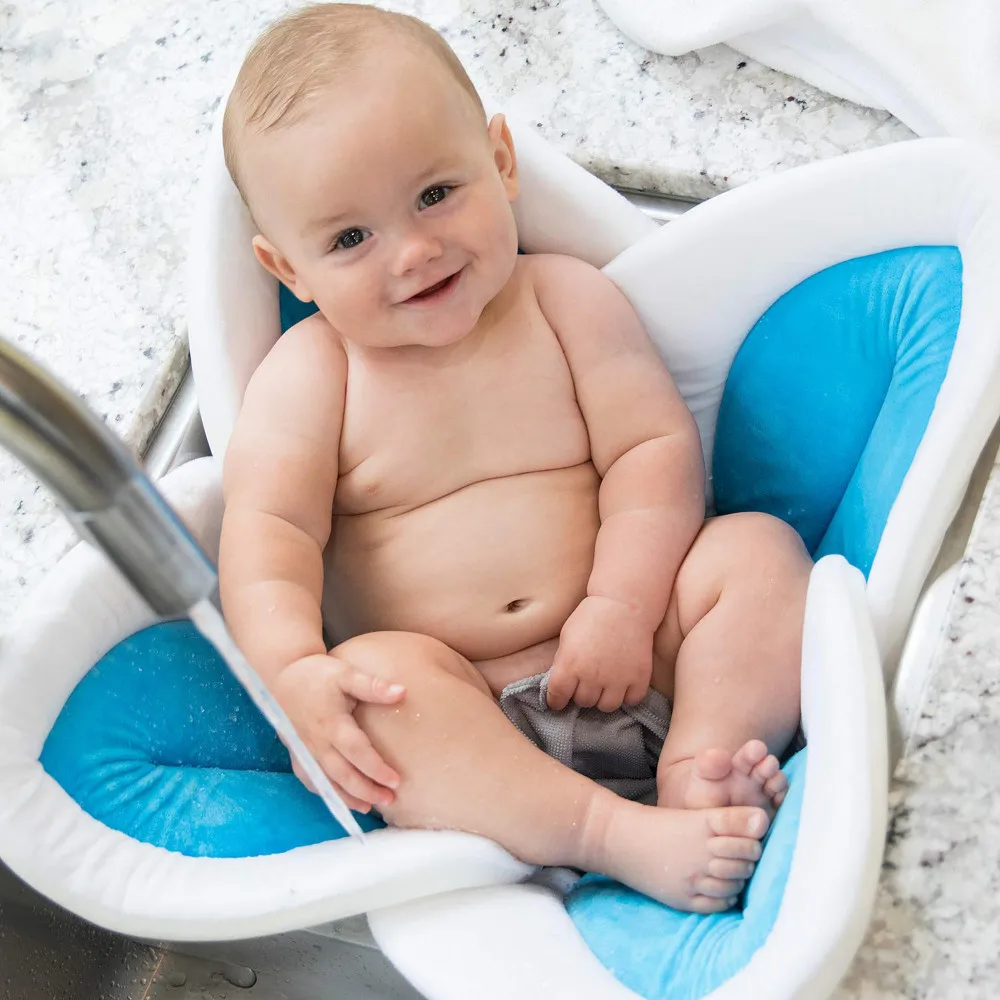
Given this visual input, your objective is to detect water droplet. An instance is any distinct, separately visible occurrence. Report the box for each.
[222,966,257,989]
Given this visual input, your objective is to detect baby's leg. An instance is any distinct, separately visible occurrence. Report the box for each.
[652,512,811,813]
[336,630,770,913]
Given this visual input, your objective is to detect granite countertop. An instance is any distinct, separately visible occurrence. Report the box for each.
[1,0,992,996]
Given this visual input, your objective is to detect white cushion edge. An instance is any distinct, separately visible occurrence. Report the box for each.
[369,884,644,1000]
[867,145,1000,664]
[707,555,888,999]
[502,112,659,265]
[0,772,528,942]
[186,103,279,462]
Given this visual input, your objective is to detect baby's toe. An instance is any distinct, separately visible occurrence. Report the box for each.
[731,739,769,776]
[688,895,738,915]
[695,875,748,899]
[709,835,763,862]
[764,770,789,802]
[707,805,770,841]
[750,753,781,784]
[707,858,755,881]
[694,747,734,782]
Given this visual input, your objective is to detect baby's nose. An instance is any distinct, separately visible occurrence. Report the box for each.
[392,228,444,276]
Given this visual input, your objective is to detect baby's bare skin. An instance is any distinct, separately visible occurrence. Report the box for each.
[323,260,598,662]
[220,11,810,912]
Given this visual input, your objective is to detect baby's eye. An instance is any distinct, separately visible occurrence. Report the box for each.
[333,228,368,251]
[419,185,451,209]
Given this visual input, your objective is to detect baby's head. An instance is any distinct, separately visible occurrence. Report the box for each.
[223,3,520,349]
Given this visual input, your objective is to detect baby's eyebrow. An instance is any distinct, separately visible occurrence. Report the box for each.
[303,211,352,237]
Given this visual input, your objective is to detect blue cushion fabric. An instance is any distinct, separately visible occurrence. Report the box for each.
[714,247,961,573]
[41,620,382,858]
[567,751,806,1000]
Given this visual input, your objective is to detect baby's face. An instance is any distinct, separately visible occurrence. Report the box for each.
[244,47,519,349]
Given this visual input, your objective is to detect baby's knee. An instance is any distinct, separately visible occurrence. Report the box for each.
[715,512,811,581]
[334,630,489,695]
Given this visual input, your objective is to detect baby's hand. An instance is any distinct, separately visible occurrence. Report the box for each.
[548,596,654,713]
[272,653,405,814]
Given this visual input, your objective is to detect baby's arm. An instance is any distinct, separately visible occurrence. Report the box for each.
[534,254,705,712]
[220,317,403,811]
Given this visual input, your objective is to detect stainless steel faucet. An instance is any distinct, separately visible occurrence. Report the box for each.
[0,337,218,617]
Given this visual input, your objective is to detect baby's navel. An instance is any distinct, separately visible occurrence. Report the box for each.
[504,598,531,614]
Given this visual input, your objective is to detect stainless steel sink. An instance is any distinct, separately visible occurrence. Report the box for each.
[0,861,157,1000]
[0,858,421,1000]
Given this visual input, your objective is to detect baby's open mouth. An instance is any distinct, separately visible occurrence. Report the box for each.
[406,270,461,303]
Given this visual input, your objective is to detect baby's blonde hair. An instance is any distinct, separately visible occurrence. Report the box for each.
[222,3,485,203]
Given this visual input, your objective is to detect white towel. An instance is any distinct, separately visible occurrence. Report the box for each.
[595,0,1000,140]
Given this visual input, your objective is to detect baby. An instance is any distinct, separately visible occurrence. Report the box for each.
[219,2,812,912]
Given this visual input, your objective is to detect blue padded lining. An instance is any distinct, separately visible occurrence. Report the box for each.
[279,287,318,332]
[41,620,383,858]
[41,245,962,997]
[714,247,961,574]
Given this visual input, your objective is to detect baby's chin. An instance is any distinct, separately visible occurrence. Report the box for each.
[335,314,478,350]
[394,319,480,349]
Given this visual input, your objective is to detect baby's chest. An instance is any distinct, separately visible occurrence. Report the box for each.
[336,330,591,513]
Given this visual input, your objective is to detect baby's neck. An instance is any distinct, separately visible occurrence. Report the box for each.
[343,323,486,368]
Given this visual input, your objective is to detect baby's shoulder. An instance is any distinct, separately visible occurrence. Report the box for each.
[258,311,346,378]
[520,252,609,301]
[245,311,347,410]
[520,253,624,327]
[520,250,600,278]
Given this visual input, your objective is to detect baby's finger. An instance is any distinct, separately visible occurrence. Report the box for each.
[545,670,577,711]
[322,750,395,810]
[334,719,401,790]
[337,664,406,705]
[330,781,372,815]
[596,685,627,713]
[623,680,650,707]
[573,681,602,709]
[292,756,369,812]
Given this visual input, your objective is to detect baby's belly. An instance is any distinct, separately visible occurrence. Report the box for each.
[323,463,601,661]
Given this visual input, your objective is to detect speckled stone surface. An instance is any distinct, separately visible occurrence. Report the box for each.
[2,0,988,994]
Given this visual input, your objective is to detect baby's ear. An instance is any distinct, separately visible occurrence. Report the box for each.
[252,236,314,302]
[488,113,519,202]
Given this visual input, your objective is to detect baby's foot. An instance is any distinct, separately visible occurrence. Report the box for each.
[659,740,788,814]
[587,796,770,913]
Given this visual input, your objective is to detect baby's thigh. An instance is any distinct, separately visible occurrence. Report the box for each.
[652,514,811,673]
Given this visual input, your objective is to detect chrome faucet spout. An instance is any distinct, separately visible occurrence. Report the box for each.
[0,337,217,617]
